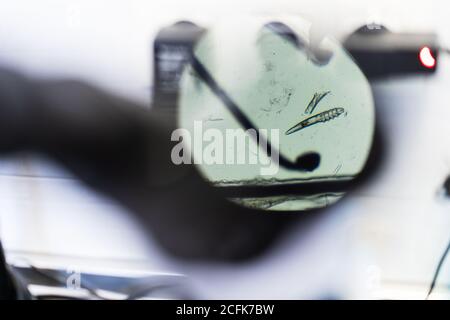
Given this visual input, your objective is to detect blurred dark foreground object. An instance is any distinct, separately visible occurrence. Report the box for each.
[0,242,16,299]
[0,67,305,264]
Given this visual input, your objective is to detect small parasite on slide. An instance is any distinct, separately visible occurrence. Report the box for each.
[304,91,330,114]
[286,107,345,135]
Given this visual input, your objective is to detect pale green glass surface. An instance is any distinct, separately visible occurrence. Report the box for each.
[179,16,375,210]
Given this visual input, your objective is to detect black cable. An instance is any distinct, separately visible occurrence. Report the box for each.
[426,238,450,299]
[190,55,321,172]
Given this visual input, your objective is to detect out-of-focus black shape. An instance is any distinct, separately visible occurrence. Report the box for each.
[0,66,383,263]
[0,68,301,262]
[0,243,17,299]
[344,24,438,79]
[443,176,450,197]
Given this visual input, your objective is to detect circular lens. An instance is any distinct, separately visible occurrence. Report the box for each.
[177,16,375,211]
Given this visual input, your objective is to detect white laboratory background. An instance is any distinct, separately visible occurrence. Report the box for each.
[0,0,449,299]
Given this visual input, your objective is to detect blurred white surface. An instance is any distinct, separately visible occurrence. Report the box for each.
[0,0,448,104]
[0,1,449,299]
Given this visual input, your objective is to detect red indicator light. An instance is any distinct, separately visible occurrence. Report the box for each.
[419,46,436,68]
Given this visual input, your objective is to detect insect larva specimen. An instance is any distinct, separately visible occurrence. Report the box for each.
[304,91,330,114]
[286,107,345,135]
